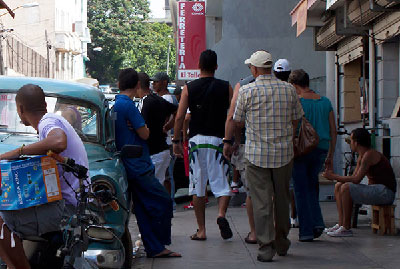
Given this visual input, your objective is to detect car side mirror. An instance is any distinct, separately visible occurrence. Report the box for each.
[120,145,143,159]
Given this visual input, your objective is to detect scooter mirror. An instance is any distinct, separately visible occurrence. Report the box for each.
[120,145,143,159]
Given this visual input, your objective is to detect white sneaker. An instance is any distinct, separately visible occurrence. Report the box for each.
[231,181,240,193]
[290,218,299,228]
[324,224,339,234]
[327,226,353,237]
[230,181,239,188]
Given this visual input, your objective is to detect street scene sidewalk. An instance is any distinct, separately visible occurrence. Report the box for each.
[130,198,399,269]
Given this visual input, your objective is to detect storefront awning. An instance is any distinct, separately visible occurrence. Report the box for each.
[290,0,317,27]
[290,0,327,36]
[0,0,15,18]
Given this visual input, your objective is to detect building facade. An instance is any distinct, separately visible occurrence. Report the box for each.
[170,0,327,94]
[290,0,400,230]
[0,0,91,80]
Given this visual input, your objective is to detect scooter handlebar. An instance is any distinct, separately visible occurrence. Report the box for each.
[47,151,88,179]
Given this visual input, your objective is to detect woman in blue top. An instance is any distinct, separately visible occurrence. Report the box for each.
[288,69,337,242]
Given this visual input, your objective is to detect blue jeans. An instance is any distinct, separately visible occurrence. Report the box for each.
[128,169,173,257]
[292,148,327,240]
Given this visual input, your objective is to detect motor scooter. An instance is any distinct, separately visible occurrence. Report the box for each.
[0,145,142,269]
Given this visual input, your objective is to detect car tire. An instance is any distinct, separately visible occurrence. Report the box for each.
[122,225,133,269]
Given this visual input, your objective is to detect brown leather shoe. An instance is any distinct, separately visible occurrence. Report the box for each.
[257,244,276,262]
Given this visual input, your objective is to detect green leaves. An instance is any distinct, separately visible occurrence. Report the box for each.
[122,22,176,79]
[87,0,175,84]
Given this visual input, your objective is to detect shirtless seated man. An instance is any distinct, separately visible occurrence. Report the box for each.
[323,128,396,237]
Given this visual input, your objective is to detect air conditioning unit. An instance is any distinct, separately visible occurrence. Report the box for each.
[73,21,85,37]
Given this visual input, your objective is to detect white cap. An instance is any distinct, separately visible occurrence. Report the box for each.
[274,59,291,72]
[244,51,273,68]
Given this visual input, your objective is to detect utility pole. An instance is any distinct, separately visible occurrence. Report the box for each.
[45,30,51,78]
[166,35,172,75]
[0,27,13,75]
[0,25,5,75]
[0,32,4,76]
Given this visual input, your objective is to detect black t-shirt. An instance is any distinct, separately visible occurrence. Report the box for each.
[141,93,178,155]
[187,77,230,139]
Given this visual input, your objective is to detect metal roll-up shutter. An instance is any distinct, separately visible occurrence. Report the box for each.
[337,36,363,65]
[347,0,395,26]
[373,11,400,45]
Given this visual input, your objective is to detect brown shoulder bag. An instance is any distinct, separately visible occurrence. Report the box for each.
[294,116,319,158]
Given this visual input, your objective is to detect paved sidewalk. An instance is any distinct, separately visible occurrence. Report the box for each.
[130,199,399,269]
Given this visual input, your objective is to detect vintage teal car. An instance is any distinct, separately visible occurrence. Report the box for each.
[0,76,132,268]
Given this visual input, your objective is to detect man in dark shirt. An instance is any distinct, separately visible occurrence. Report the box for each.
[151,72,179,197]
[136,72,178,188]
[114,68,181,258]
[323,128,396,237]
[173,49,234,241]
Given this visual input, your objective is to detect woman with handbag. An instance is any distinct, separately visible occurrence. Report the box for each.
[288,69,337,242]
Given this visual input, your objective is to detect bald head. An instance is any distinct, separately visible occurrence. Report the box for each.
[16,84,47,113]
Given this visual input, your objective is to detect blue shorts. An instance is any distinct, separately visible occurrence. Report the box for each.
[349,184,395,205]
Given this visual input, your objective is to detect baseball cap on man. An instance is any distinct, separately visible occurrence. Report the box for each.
[244,50,273,68]
[274,59,291,72]
[150,72,170,82]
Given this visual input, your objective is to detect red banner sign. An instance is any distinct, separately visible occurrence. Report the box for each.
[177,1,206,81]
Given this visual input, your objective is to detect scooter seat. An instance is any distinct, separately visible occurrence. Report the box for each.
[23,231,63,243]
[23,236,48,242]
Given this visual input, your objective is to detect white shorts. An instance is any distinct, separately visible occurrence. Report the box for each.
[189,135,232,198]
[151,149,171,185]
[231,144,250,195]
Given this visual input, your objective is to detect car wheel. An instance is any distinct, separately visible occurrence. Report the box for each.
[122,225,133,269]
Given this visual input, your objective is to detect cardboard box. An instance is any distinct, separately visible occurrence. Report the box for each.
[0,156,62,210]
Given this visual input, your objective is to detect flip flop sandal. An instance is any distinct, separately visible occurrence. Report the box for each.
[153,251,182,258]
[244,232,257,244]
[190,231,207,241]
[217,217,233,239]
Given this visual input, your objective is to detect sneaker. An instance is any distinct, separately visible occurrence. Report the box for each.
[231,181,240,193]
[324,224,339,234]
[184,199,209,209]
[231,181,239,188]
[183,201,194,209]
[290,218,299,228]
[327,226,353,237]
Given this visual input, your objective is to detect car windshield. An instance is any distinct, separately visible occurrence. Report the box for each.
[0,93,99,142]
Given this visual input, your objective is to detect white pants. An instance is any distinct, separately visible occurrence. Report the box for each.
[151,149,171,185]
[189,135,232,198]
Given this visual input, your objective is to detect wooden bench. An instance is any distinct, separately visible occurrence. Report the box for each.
[371,205,396,235]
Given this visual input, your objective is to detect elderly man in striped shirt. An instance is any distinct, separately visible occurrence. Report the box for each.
[227,50,303,262]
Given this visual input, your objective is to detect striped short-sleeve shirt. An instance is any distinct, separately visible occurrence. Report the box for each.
[233,74,303,168]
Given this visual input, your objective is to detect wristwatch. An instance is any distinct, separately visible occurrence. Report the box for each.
[172,138,181,144]
[222,138,234,146]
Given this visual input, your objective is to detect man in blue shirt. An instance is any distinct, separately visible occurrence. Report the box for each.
[114,68,181,258]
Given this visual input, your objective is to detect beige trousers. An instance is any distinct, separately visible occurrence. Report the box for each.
[246,160,293,256]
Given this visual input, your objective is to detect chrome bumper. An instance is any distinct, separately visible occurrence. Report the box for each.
[84,249,125,269]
